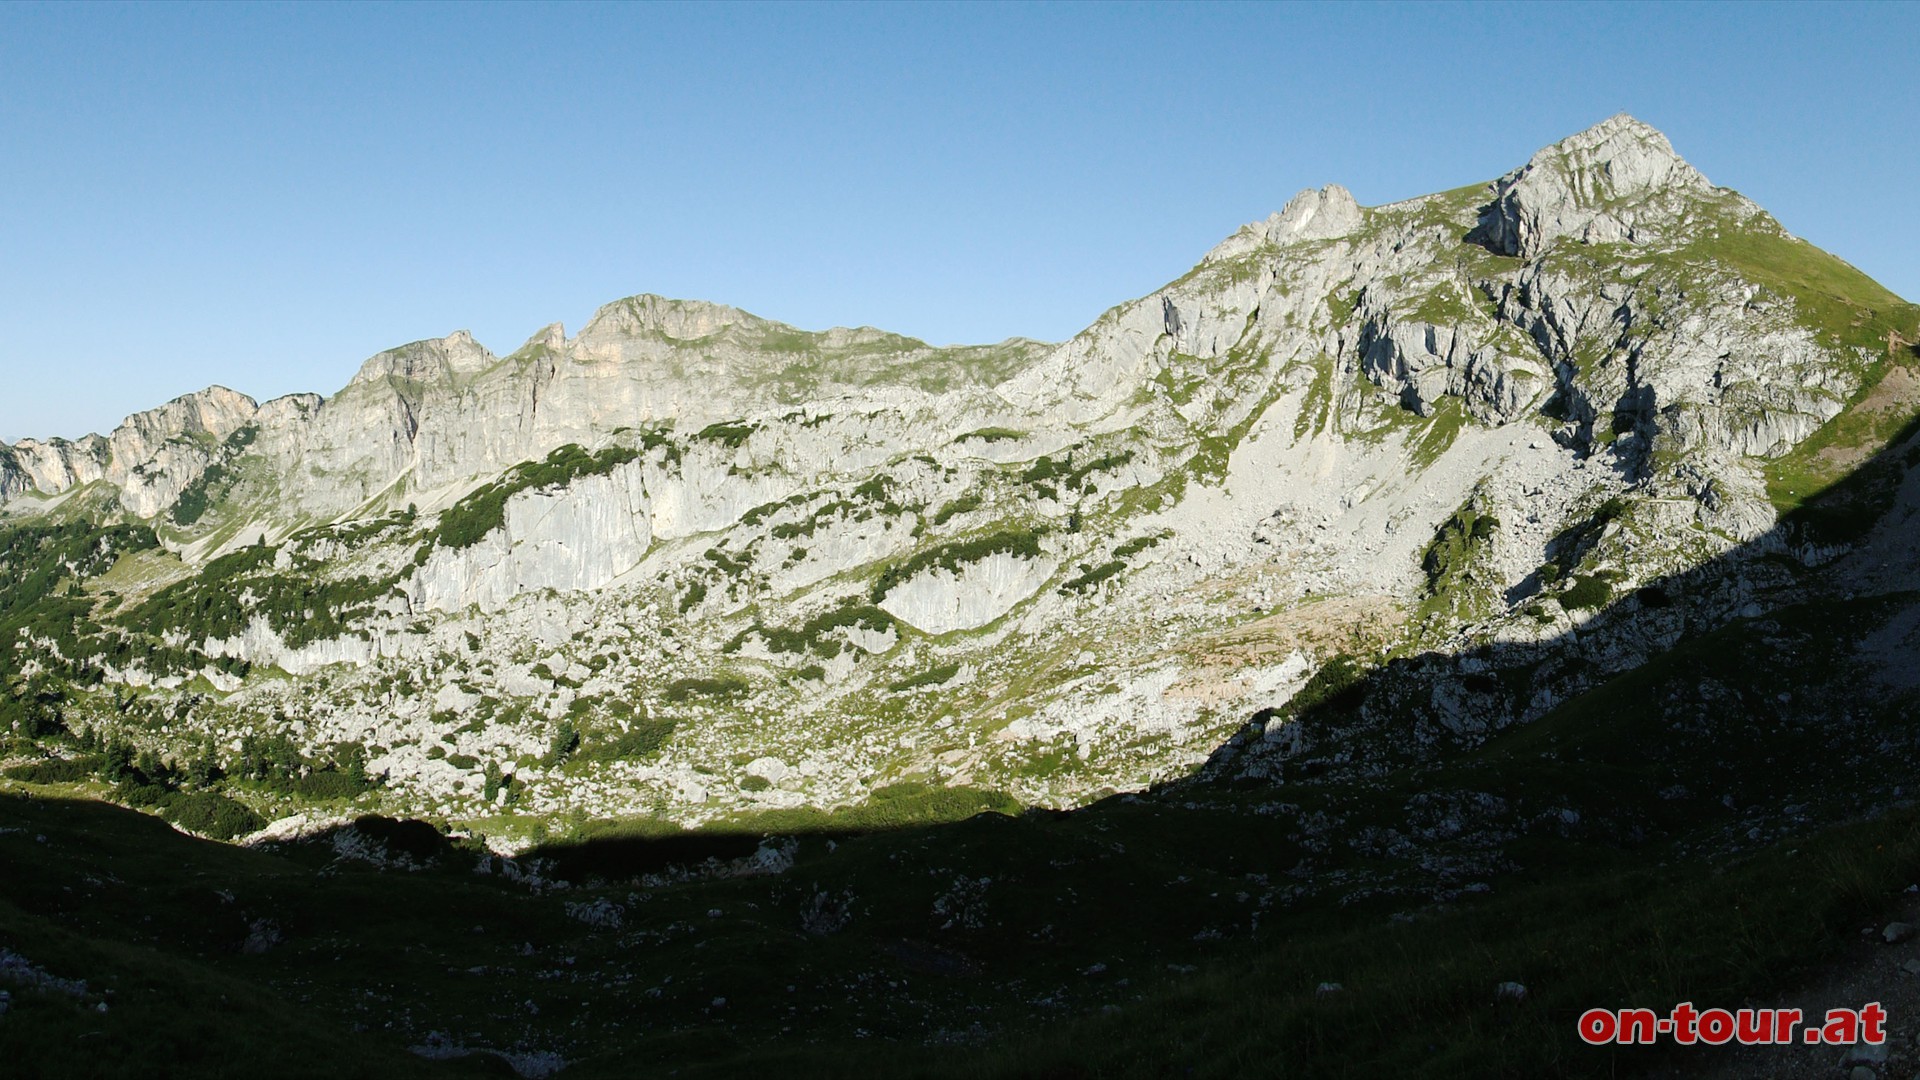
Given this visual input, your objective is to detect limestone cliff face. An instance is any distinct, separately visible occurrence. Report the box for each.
[241,299,1041,524]
[1354,310,1548,422]
[999,114,1871,558]
[407,449,810,614]
[412,463,656,614]
[108,387,269,517]
[1,299,1040,528]
[1,386,290,517]
[2,435,110,497]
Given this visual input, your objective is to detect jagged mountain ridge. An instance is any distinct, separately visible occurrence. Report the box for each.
[2,114,1915,836]
[1,297,1049,526]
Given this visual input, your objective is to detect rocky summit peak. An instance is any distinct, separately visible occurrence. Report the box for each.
[1534,113,1706,192]
[1204,183,1365,263]
[120,385,260,440]
[1477,114,1711,258]
[348,329,496,388]
[1268,183,1364,243]
[579,294,758,345]
[519,322,566,352]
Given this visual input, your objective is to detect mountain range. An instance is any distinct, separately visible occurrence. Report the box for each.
[3,115,1919,1078]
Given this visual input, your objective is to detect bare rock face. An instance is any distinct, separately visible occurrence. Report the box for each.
[878,552,1059,635]
[1268,184,1364,244]
[2,435,110,497]
[1355,309,1550,423]
[107,386,265,517]
[411,462,657,614]
[347,330,496,389]
[576,294,751,345]
[1476,114,1712,258]
[1,386,269,517]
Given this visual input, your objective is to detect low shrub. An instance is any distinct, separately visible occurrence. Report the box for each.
[162,791,265,840]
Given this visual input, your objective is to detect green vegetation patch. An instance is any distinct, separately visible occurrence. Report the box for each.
[1327,288,1364,325]
[1765,359,1920,541]
[890,662,960,692]
[703,546,751,578]
[930,491,982,527]
[1060,560,1125,594]
[1416,496,1504,625]
[770,498,858,541]
[958,426,1024,444]
[120,542,401,656]
[1015,445,1133,496]
[1264,652,1370,731]
[1292,356,1336,441]
[159,790,265,840]
[733,601,897,659]
[1421,503,1499,595]
[1409,396,1470,468]
[738,781,1020,834]
[5,756,103,785]
[695,421,757,449]
[562,696,678,763]
[1686,206,1916,356]
[676,579,708,614]
[0,521,161,685]
[286,507,417,551]
[580,719,678,762]
[740,492,811,528]
[1542,497,1625,583]
[871,528,1042,602]
[1401,279,1495,328]
[663,674,752,703]
[1560,574,1615,612]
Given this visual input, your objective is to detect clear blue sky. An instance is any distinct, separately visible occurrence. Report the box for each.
[2,1,1914,442]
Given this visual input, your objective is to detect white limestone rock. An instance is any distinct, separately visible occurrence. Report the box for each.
[1205,184,1363,262]
[1476,114,1712,259]
[878,552,1057,635]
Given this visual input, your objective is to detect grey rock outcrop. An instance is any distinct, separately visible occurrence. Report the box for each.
[1,386,283,517]
[1355,307,1548,422]
[1476,114,1711,258]
[1205,184,1364,262]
